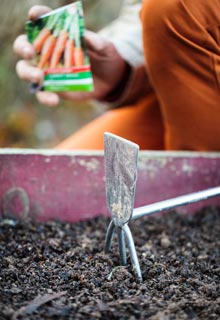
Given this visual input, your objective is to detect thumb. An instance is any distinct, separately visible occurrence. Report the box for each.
[28,6,51,21]
[84,30,110,53]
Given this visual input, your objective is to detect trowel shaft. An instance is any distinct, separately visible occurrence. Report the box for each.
[132,186,220,220]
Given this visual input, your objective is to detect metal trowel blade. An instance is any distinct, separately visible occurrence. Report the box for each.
[104,132,139,227]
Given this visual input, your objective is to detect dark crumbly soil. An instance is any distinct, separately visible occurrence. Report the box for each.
[0,207,220,320]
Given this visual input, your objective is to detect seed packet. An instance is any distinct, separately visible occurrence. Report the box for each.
[25,1,94,92]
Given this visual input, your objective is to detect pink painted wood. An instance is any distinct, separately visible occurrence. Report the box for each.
[0,149,220,222]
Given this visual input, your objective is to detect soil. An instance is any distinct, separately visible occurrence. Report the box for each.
[0,207,219,320]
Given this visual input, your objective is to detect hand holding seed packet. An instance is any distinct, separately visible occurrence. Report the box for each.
[14,2,130,106]
[25,1,94,92]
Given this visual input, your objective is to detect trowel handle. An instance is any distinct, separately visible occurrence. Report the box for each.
[132,186,220,220]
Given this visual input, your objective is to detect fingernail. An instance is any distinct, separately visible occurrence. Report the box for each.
[33,69,43,80]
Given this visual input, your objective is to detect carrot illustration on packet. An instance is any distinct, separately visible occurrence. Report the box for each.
[64,15,77,68]
[37,11,67,69]
[33,13,61,53]
[74,11,84,66]
[50,13,73,68]
[37,35,56,69]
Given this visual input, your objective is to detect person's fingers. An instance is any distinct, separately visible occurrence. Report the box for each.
[16,60,44,83]
[13,35,35,59]
[37,91,96,106]
[36,91,60,107]
[58,91,97,101]
[28,5,51,21]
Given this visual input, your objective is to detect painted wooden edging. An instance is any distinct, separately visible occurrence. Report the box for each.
[0,149,220,222]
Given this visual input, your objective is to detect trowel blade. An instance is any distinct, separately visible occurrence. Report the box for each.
[104,132,139,227]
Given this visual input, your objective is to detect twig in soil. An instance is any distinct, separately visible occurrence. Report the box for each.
[106,266,121,281]
[12,291,67,320]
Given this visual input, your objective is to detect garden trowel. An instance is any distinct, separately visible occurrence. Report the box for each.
[104,132,142,280]
[104,132,139,227]
[104,132,220,282]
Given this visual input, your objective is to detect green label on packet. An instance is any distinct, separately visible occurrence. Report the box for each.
[25,1,94,92]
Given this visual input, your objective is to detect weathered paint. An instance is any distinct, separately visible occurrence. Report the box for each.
[137,151,220,214]
[0,149,220,222]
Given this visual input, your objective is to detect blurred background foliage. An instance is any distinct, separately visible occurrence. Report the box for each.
[0,0,122,148]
